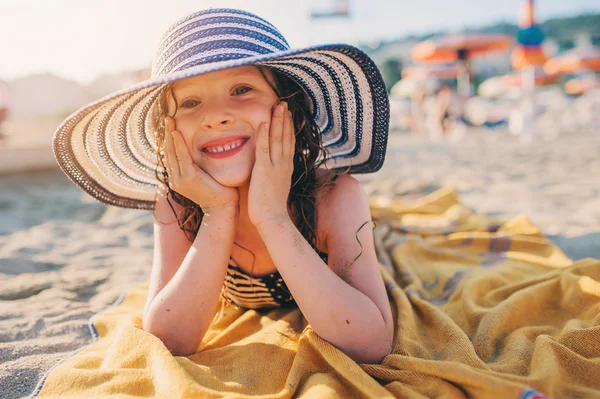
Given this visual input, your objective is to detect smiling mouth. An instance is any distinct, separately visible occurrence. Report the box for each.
[202,138,249,153]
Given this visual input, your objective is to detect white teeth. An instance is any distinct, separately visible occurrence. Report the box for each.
[205,139,245,153]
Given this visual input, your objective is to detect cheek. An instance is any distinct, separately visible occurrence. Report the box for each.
[170,116,198,151]
[237,99,276,125]
[172,114,196,134]
[180,131,196,152]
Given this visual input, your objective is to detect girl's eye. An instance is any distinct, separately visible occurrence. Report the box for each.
[181,99,200,108]
[233,86,252,95]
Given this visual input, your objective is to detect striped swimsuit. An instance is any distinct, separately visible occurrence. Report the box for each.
[222,251,329,309]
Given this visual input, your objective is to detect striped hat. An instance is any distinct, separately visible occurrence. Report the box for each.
[53,8,389,210]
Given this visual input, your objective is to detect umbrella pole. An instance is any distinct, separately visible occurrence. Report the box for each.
[457,60,472,96]
[456,50,472,96]
[520,65,535,141]
[522,65,535,92]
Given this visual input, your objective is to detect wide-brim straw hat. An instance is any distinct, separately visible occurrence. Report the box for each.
[53,8,390,210]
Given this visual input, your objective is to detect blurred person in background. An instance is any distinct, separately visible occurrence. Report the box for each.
[435,83,471,137]
[435,84,454,136]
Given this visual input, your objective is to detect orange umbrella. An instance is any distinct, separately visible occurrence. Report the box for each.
[401,64,459,80]
[564,78,600,95]
[511,46,547,70]
[544,46,600,75]
[412,34,514,63]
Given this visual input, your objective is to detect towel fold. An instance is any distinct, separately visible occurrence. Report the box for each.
[31,188,600,398]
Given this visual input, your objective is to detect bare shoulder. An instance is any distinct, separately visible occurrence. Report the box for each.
[314,172,369,252]
[315,172,363,208]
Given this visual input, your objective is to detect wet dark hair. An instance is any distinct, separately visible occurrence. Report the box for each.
[152,66,343,252]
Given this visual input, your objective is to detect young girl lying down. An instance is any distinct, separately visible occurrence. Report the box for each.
[53,8,393,364]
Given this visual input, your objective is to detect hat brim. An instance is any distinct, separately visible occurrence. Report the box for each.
[53,44,389,210]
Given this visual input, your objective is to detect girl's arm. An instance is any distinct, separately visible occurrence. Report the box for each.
[143,188,192,317]
[142,190,237,356]
[256,175,394,364]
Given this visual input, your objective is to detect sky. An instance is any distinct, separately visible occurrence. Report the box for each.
[1,0,598,84]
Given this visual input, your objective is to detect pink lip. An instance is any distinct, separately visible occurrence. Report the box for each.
[201,136,250,159]
[200,135,250,150]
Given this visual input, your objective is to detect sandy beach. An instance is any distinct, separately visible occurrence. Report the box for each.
[1,127,599,398]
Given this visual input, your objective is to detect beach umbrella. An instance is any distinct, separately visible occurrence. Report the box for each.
[545,37,600,99]
[511,46,546,70]
[412,34,514,63]
[510,0,547,71]
[412,33,513,95]
[544,45,600,75]
[511,0,548,98]
[401,64,459,80]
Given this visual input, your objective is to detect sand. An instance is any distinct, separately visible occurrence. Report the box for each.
[1,128,599,398]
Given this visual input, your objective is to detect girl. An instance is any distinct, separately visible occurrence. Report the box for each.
[53,8,393,364]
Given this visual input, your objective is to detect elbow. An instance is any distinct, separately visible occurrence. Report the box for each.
[142,314,199,357]
[350,341,391,364]
[166,345,197,357]
[347,322,393,364]
[373,340,393,363]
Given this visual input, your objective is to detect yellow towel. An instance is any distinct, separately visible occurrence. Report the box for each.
[31,188,600,398]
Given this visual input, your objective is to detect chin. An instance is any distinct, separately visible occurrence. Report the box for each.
[204,165,252,187]
[196,151,255,187]
[217,174,251,187]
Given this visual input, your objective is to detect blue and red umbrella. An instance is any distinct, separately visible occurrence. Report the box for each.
[511,0,547,70]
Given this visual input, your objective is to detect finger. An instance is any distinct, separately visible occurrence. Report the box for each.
[270,102,285,161]
[163,118,180,177]
[256,122,271,163]
[171,130,195,177]
[282,109,294,160]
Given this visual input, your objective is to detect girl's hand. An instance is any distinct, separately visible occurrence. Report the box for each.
[163,117,239,212]
[248,102,296,229]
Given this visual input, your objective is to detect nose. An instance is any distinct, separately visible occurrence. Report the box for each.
[202,117,232,130]
[201,104,234,130]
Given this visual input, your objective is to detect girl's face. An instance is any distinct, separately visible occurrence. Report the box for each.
[167,66,279,187]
